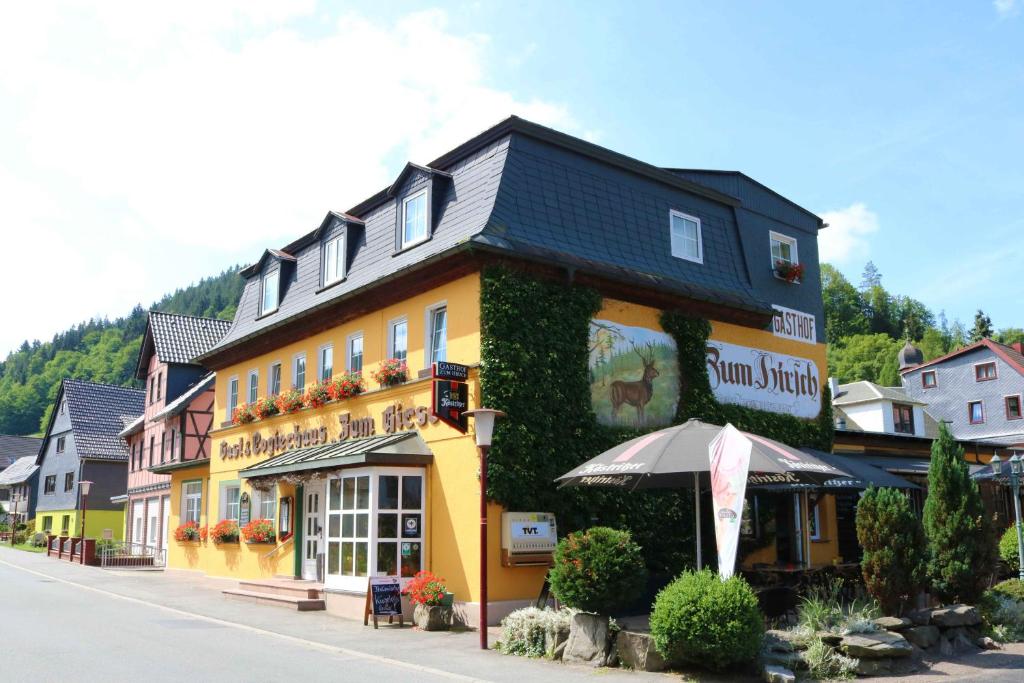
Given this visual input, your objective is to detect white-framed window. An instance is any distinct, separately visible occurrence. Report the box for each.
[770,231,798,268]
[256,486,277,521]
[426,304,447,366]
[56,435,66,453]
[247,369,259,404]
[401,190,429,248]
[261,269,280,315]
[149,502,159,544]
[669,209,703,263]
[323,234,345,285]
[293,352,307,390]
[268,362,282,396]
[388,317,408,363]
[182,481,202,524]
[227,376,239,420]
[318,344,334,381]
[347,333,364,375]
[131,502,144,543]
[324,467,425,592]
[221,482,241,521]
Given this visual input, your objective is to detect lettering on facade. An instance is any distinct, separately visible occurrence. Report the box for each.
[771,305,817,345]
[706,341,821,418]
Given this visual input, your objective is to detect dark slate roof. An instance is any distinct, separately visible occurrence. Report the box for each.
[0,456,39,485]
[137,312,232,376]
[60,380,145,461]
[0,434,42,470]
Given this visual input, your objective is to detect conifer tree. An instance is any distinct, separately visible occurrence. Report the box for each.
[922,423,994,603]
[856,486,926,615]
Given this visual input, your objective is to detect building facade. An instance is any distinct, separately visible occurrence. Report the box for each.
[34,380,144,539]
[160,117,831,623]
[0,435,41,517]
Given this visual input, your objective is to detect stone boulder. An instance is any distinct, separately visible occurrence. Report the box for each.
[978,636,1002,650]
[855,658,893,676]
[563,612,609,667]
[762,664,795,683]
[908,608,934,626]
[873,616,912,631]
[903,625,940,649]
[840,631,913,659]
[614,631,666,672]
[764,629,803,653]
[817,632,843,646]
[761,650,806,671]
[931,604,981,628]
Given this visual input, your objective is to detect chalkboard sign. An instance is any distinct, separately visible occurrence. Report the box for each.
[364,576,404,629]
[238,492,251,527]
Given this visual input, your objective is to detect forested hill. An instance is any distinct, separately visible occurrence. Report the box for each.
[0,267,244,436]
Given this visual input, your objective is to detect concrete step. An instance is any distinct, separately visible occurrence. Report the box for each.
[222,588,326,611]
[237,579,323,600]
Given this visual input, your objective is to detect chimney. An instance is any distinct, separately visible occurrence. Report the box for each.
[1013,342,1024,355]
[828,376,840,400]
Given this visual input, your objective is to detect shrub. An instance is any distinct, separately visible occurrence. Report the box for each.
[923,423,995,603]
[980,585,1024,643]
[992,578,1024,603]
[650,569,764,670]
[402,570,447,606]
[856,486,927,614]
[241,518,275,544]
[496,607,575,658]
[549,526,647,613]
[210,520,239,544]
[1000,526,1021,573]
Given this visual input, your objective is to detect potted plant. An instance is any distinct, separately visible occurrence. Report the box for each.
[241,518,276,544]
[371,359,408,388]
[773,260,804,284]
[329,373,365,400]
[210,520,240,544]
[275,388,304,414]
[403,570,453,631]
[173,520,202,542]
[252,395,279,420]
[231,403,255,425]
[303,380,332,409]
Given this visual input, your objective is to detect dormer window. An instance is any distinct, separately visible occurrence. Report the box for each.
[401,190,429,249]
[323,234,345,285]
[669,210,703,263]
[770,231,798,267]
[261,270,280,315]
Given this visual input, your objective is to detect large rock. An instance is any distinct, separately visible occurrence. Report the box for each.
[978,636,1002,650]
[931,604,981,628]
[544,627,568,659]
[761,650,806,671]
[762,664,796,683]
[563,612,609,667]
[904,625,940,649]
[873,616,912,631]
[817,632,843,646]
[908,608,934,626]
[614,631,666,672]
[840,631,913,659]
[855,658,893,676]
[764,629,804,653]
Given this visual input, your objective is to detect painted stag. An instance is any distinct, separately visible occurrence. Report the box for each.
[611,341,660,427]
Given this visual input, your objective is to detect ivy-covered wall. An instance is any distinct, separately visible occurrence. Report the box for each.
[479,266,833,575]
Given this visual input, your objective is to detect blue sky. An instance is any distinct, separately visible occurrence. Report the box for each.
[1,1,1022,355]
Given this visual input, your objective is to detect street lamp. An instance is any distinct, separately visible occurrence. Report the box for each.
[464,408,505,651]
[990,453,1024,581]
[78,480,93,565]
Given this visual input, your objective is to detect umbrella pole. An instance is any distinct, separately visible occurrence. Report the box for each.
[694,471,702,571]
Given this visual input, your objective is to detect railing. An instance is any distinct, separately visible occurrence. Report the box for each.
[262,535,294,560]
[98,540,166,569]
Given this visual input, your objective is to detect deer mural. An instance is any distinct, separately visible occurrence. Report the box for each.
[611,341,660,427]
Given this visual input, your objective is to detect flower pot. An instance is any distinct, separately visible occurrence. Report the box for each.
[413,604,453,631]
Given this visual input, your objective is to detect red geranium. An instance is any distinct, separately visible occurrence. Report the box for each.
[241,518,276,544]
[252,396,279,420]
[371,359,408,388]
[328,373,365,400]
[275,388,304,414]
[210,519,239,544]
[402,570,448,606]
[173,521,201,542]
[774,260,804,284]
[231,403,255,425]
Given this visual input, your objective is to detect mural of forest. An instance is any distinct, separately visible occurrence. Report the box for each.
[589,319,679,428]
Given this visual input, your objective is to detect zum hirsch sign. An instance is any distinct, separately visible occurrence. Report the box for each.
[706,340,821,419]
[220,402,439,459]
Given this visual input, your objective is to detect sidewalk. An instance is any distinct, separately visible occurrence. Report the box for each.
[3,545,1022,682]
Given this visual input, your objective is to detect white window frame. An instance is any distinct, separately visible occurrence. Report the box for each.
[323,234,345,286]
[770,230,798,268]
[424,301,448,368]
[220,482,241,522]
[324,466,426,592]
[247,369,259,404]
[256,486,277,521]
[318,344,334,382]
[292,352,307,390]
[401,189,429,249]
[669,209,703,264]
[268,361,282,396]
[261,269,280,315]
[227,376,239,420]
[148,499,159,544]
[182,480,202,524]
[347,332,364,375]
[387,316,408,363]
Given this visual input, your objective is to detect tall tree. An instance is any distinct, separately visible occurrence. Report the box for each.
[970,310,993,342]
[859,261,882,290]
[894,296,934,341]
[857,486,927,615]
[827,333,902,384]
[863,285,898,337]
[949,319,968,349]
[922,423,994,603]
[996,328,1024,346]
[820,264,868,344]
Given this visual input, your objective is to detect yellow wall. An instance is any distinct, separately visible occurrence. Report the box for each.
[38,509,124,541]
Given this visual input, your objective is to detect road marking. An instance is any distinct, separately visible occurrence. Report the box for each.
[0,558,491,682]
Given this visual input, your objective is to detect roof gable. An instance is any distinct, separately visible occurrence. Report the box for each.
[39,380,144,463]
[903,339,1024,377]
[135,312,232,377]
[239,248,298,278]
[0,456,39,485]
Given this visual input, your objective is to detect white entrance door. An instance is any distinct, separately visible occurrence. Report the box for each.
[131,501,144,546]
[161,495,171,552]
[302,487,324,581]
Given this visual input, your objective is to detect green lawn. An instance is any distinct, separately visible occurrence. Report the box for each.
[11,542,46,553]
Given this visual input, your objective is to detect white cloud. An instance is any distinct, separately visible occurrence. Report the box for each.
[0,3,577,355]
[818,203,879,265]
[995,0,1019,18]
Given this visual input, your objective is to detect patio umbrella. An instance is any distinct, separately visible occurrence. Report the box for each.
[554,419,854,568]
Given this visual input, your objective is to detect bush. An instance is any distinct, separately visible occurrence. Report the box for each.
[992,578,1024,603]
[1000,527,1021,573]
[980,583,1024,643]
[650,569,764,670]
[496,607,575,658]
[923,424,995,603]
[856,486,927,615]
[548,527,647,614]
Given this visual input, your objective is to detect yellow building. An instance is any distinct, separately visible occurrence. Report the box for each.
[158,117,834,622]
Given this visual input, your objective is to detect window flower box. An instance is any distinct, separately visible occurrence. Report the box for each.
[773,260,804,284]
[328,373,365,400]
[303,381,332,409]
[241,518,276,544]
[173,521,202,542]
[252,396,279,420]
[210,520,240,544]
[371,359,408,388]
[231,403,256,425]
[275,388,304,415]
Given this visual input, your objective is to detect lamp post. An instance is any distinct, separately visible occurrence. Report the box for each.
[990,453,1024,581]
[464,408,505,650]
[9,496,17,547]
[78,480,93,565]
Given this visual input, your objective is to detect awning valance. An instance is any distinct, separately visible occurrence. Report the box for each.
[807,451,920,490]
[860,456,986,477]
[239,432,433,479]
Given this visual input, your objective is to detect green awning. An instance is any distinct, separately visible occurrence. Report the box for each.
[239,432,433,479]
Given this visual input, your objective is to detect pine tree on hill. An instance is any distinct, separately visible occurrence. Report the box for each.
[970,309,994,342]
